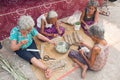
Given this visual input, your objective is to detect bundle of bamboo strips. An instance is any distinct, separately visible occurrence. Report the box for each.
[63,31,82,45]
[73,31,79,43]
[0,54,28,80]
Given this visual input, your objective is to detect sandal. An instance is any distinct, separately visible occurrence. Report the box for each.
[99,11,110,16]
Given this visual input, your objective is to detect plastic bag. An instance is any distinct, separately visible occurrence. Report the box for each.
[67,10,81,25]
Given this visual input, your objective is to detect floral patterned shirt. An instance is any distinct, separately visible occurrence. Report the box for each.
[10,26,38,49]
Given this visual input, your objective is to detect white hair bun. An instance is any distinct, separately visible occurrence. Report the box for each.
[48,10,58,18]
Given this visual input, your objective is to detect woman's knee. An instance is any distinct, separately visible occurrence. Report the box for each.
[68,50,77,58]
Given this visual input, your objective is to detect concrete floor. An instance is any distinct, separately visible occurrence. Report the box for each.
[60,1,120,80]
[0,1,120,80]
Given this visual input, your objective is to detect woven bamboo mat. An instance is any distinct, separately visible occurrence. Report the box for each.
[31,23,94,80]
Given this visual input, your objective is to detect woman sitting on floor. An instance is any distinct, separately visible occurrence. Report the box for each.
[10,15,55,78]
[68,25,109,79]
[80,0,99,35]
[37,10,65,39]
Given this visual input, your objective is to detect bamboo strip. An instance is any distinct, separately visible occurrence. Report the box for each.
[0,55,27,80]
[67,34,72,45]
[73,31,79,43]
[76,31,82,41]
[69,33,75,44]
[63,35,69,44]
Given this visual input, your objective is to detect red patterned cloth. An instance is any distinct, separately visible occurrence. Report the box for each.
[0,0,90,40]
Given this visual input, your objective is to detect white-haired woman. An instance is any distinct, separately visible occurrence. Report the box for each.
[68,25,109,78]
[37,10,65,39]
[10,15,54,78]
[80,0,99,35]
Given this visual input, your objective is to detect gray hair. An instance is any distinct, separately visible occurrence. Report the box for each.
[17,15,35,30]
[47,10,58,19]
[87,0,99,7]
[89,25,105,39]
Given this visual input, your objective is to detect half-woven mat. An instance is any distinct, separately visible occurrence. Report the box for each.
[31,57,74,80]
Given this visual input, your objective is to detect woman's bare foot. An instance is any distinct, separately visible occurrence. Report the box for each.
[81,65,88,79]
[44,68,52,79]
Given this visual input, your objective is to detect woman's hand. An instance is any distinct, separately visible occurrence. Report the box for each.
[49,40,56,46]
[79,41,92,51]
[53,34,58,37]
[58,30,62,35]
[79,49,84,56]
[20,40,27,45]
[10,40,27,51]
[79,42,85,46]
[85,24,89,30]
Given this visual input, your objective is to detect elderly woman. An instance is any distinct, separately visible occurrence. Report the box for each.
[10,15,54,78]
[37,10,65,39]
[68,25,109,78]
[80,0,99,35]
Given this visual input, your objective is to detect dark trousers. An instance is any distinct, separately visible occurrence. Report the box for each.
[15,40,41,64]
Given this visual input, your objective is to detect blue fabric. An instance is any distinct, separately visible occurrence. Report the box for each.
[10,26,38,49]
